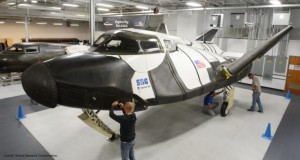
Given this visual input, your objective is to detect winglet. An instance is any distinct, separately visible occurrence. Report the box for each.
[156,23,169,35]
[226,25,294,76]
[196,29,218,42]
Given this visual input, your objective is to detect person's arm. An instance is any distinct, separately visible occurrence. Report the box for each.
[215,90,224,96]
[109,101,124,123]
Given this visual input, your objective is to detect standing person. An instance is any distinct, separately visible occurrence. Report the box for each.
[109,101,137,160]
[247,73,263,113]
[203,90,223,116]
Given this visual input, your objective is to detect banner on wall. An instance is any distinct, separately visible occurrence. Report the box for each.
[103,16,148,31]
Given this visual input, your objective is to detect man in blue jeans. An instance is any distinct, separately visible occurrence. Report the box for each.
[110,101,137,160]
[247,73,263,113]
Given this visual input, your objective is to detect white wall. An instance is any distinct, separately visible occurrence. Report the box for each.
[287,40,300,57]
[163,14,177,36]
[176,11,199,41]
[226,39,248,53]
[0,20,89,43]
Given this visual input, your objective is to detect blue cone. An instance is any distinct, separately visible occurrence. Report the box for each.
[285,90,291,99]
[16,105,26,120]
[262,123,272,140]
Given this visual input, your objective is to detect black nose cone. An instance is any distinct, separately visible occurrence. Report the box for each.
[22,63,58,108]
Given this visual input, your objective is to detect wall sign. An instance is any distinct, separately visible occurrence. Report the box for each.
[103,16,147,31]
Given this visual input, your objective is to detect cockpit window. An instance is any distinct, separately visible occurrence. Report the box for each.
[6,46,24,54]
[95,36,140,54]
[94,35,110,45]
[140,40,163,53]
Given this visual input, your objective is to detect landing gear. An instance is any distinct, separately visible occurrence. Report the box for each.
[78,109,120,142]
[220,102,229,117]
[220,86,235,117]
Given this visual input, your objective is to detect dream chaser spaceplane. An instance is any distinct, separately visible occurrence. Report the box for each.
[21,25,293,140]
[0,42,69,73]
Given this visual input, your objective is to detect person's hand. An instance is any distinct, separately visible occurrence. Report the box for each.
[112,101,119,107]
[119,103,124,108]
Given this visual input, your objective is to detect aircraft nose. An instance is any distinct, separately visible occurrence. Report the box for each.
[22,63,58,108]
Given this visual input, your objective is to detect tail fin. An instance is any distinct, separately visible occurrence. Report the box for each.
[196,29,218,42]
[156,23,169,35]
[226,25,294,75]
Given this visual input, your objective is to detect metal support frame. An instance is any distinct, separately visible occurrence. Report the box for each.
[90,0,95,45]
[78,109,119,141]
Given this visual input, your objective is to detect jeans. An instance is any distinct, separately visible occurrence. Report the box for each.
[121,139,135,160]
[251,92,263,111]
[203,102,219,110]
[203,102,219,116]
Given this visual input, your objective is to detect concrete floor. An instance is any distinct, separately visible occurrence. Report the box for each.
[20,88,289,160]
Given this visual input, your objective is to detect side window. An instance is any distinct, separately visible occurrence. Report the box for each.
[164,40,177,53]
[140,40,163,53]
[25,46,39,54]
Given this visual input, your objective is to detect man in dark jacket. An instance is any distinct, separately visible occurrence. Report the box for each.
[109,101,137,160]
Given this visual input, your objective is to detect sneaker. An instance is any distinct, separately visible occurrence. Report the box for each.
[207,109,215,116]
[247,108,254,112]
[257,110,263,113]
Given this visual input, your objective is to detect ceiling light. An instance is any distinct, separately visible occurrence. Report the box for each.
[96,3,114,8]
[50,12,59,14]
[70,24,79,27]
[76,14,85,17]
[136,6,149,10]
[7,2,16,5]
[31,0,37,3]
[18,4,32,7]
[16,21,25,24]
[53,23,63,25]
[62,3,79,7]
[0,21,5,24]
[97,8,110,11]
[36,22,47,25]
[50,6,61,10]
[186,2,202,7]
[269,0,281,5]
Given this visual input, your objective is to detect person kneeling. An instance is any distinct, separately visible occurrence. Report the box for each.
[203,90,223,116]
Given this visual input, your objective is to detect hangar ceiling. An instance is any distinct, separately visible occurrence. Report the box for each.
[0,0,300,21]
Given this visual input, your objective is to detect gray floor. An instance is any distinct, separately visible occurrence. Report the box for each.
[1,83,299,160]
[0,95,54,160]
[20,88,289,160]
[263,94,300,160]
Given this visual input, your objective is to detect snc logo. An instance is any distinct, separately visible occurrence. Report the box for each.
[136,78,148,86]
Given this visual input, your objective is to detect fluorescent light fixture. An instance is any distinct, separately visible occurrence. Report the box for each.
[53,23,63,25]
[97,8,110,11]
[62,3,79,7]
[16,21,25,24]
[269,0,281,5]
[36,22,47,25]
[7,2,16,5]
[186,2,202,7]
[96,3,114,8]
[18,3,32,7]
[18,4,61,11]
[136,6,149,10]
[31,0,37,3]
[76,14,85,17]
[50,6,61,10]
[0,21,5,24]
[70,24,79,27]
